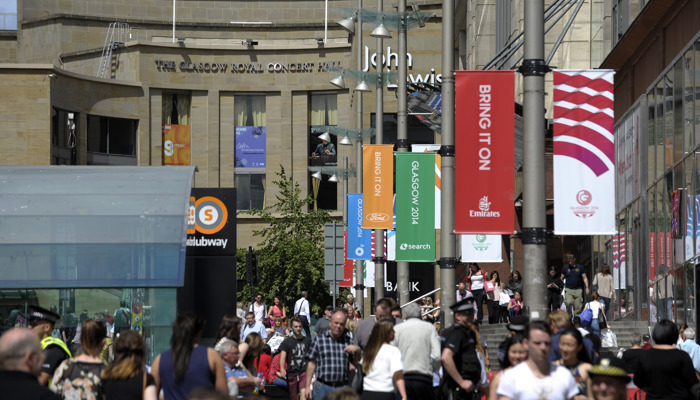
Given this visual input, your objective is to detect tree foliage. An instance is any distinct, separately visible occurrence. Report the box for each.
[237,166,335,316]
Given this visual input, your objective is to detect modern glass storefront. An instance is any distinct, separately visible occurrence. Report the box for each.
[601,36,700,325]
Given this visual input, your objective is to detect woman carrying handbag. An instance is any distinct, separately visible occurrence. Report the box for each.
[583,292,606,337]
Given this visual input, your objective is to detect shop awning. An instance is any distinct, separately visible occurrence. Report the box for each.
[0,166,195,289]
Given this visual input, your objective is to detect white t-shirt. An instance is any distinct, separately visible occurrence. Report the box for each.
[497,361,579,400]
[363,344,404,393]
[470,271,485,291]
[587,301,602,318]
[250,302,266,322]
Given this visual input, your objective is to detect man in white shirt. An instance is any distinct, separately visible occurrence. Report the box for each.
[249,293,267,322]
[497,320,579,400]
[679,327,700,379]
[456,282,470,302]
[240,312,268,343]
[393,302,440,399]
[294,291,311,337]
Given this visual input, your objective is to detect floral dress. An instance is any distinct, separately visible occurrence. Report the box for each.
[50,359,105,400]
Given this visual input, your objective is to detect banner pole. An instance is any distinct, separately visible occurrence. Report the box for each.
[374,0,385,302]
[396,0,410,307]
[354,0,365,320]
[439,0,456,329]
[521,0,549,320]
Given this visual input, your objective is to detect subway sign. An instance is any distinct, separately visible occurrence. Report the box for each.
[186,188,236,256]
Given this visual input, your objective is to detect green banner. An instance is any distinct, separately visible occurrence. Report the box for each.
[395,152,436,262]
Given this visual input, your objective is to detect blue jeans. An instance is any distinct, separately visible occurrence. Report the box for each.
[272,377,288,387]
[600,296,611,320]
[589,318,600,336]
[658,298,673,321]
[313,381,348,400]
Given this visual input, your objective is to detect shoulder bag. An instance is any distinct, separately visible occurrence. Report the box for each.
[350,362,364,394]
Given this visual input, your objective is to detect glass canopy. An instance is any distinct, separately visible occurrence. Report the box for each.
[0,166,195,288]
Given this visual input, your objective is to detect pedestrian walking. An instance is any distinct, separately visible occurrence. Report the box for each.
[267,296,287,326]
[553,328,593,399]
[151,314,228,400]
[303,309,360,400]
[0,328,61,400]
[547,310,596,363]
[466,263,488,324]
[592,263,615,320]
[279,316,313,400]
[241,312,268,343]
[678,327,700,380]
[546,266,564,312]
[496,320,579,400]
[562,254,590,317]
[392,302,441,400]
[50,319,107,399]
[101,331,157,400]
[27,305,72,386]
[489,333,526,400]
[583,292,606,337]
[294,291,312,337]
[361,320,407,400]
[633,319,698,400]
[620,333,643,373]
[213,314,242,352]
[485,271,502,324]
[354,298,393,350]
[439,297,483,399]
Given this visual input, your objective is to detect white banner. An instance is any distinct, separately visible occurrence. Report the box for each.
[553,70,616,234]
[459,234,503,262]
[411,144,441,229]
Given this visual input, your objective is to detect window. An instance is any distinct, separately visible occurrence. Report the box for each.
[51,109,76,165]
[86,115,137,165]
[309,93,338,211]
[234,94,266,210]
[0,0,17,30]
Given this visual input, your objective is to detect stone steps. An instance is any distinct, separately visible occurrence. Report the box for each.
[477,320,654,369]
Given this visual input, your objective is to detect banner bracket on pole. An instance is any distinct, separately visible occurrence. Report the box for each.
[518,59,551,77]
[438,257,457,269]
[439,145,455,157]
[521,227,548,245]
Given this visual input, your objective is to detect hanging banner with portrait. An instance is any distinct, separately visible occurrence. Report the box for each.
[395,153,435,262]
[362,144,394,229]
[162,124,191,165]
[454,70,515,234]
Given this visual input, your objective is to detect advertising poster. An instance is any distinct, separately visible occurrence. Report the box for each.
[395,153,435,262]
[362,144,394,229]
[347,194,372,260]
[186,188,236,257]
[455,70,515,234]
[553,69,616,234]
[163,124,191,165]
[339,232,353,287]
[235,126,266,168]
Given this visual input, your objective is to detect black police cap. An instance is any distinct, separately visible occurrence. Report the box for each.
[27,305,61,325]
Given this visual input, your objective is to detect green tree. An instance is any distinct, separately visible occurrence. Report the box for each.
[237,166,336,317]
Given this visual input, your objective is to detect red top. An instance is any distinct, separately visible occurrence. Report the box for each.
[254,353,272,378]
[267,353,287,383]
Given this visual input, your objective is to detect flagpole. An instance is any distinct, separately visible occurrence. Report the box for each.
[396,0,410,307]
[374,0,386,301]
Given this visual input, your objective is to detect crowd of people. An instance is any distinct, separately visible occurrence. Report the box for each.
[3,277,700,400]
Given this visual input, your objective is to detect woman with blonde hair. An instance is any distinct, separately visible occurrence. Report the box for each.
[361,320,407,400]
[102,331,157,400]
[50,319,108,398]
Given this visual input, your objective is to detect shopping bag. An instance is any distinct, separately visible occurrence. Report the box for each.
[485,280,495,292]
[580,304,593,328]
[601,329,617,348]
[499,291,511,306]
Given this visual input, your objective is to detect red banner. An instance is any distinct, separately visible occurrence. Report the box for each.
[455,71,515,234]
[340,232,353,287]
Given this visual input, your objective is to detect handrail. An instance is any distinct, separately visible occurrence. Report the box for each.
[422,306,440,318]
[400,287,441,307]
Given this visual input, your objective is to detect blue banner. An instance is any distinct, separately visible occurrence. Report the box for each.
[235,126,266,168]
[348,193,372,260]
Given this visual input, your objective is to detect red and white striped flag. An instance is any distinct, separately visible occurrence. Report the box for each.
[553,70,615,234]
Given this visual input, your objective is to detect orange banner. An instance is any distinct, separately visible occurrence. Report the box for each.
[163,124,191,165]
[362,144,394,229]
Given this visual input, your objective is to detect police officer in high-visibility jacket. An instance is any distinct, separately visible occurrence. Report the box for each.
[27,305,72,386]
